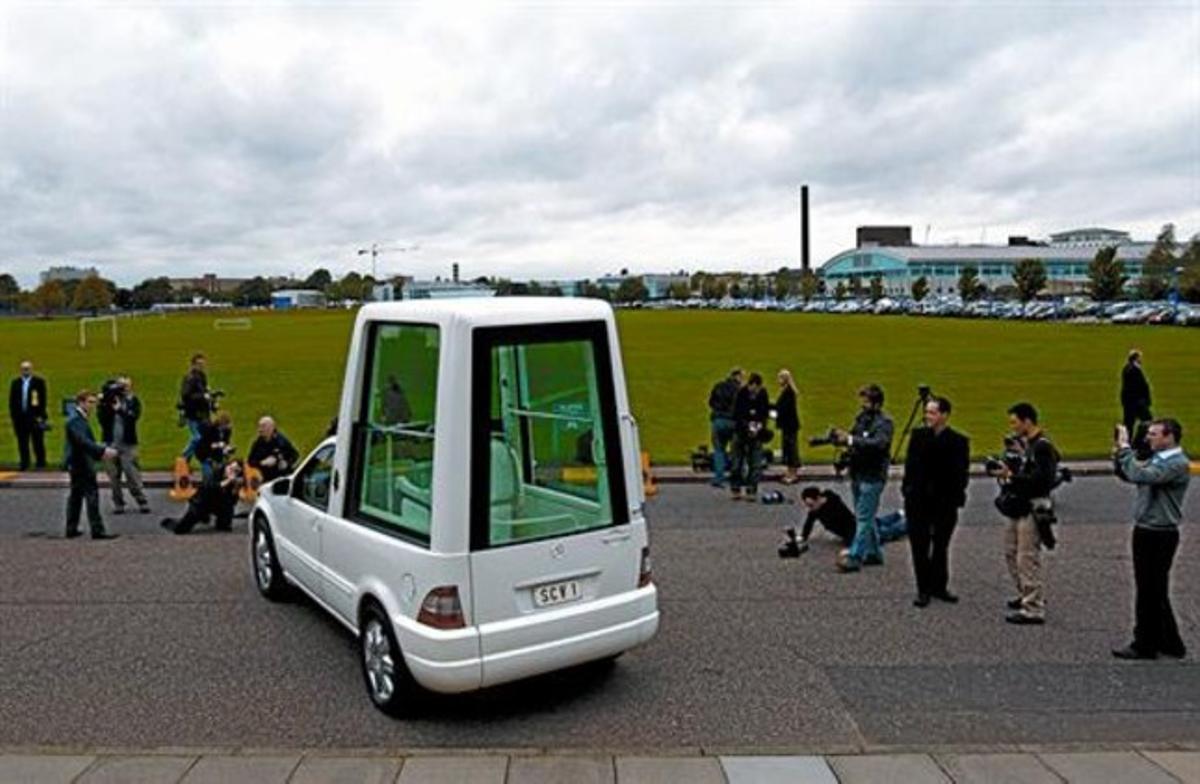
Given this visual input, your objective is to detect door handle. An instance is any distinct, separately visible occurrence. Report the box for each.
[602,531,631,544]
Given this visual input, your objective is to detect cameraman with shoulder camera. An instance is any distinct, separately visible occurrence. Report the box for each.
[729,372,769,501]
[98,376,150,515]
[902,395,970,607]
[1110,419,1189,660]
[830,383,894,572]
[988,402,1060,625]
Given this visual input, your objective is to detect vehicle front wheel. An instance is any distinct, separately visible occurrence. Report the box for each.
[360,602,422,717]
[252,518,289,601]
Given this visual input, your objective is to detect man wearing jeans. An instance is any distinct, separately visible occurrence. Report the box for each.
[1111,418,1189,660]
[179,353,212,462]
[832,384,894,572]
[707,368,742,488]
[99,376,150,515]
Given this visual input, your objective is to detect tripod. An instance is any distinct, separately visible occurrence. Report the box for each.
[891,385,932,464]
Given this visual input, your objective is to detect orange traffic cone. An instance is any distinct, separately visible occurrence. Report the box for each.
[168,457,197,501]
[641,451,658,497]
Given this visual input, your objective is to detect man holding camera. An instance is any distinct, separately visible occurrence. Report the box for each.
[1111,419,1189,660]
[162,459,245,534]
[248,415,299,483]
[989,402,1060,625]
[63,390,119,540]
[98,376,150,515]
[831,384,894,572]
[902,396,970,607]
[729,372,769,501]
[8,360,49,470]
[707,368,742,488]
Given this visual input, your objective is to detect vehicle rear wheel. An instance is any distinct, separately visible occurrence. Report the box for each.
[360,601,421,717]
[252,518,289,601]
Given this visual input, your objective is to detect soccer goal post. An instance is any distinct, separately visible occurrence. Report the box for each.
[213,317,252,331]
[79,316,118,348]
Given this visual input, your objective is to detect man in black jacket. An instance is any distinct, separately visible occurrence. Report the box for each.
[162,460,244,534]
[707,368,742,487]
[729,372,769,500]
[1120,350,1152,450]
[196,411,234,485]
[179,353,212,462]
[903,396,970,607]
[98,376,150,514]
[248,416,300,483]
[8,359,49,470]
[988,402,1060,625]
[63,390,118,540]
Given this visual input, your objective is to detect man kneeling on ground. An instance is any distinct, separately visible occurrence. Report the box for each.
[780,486,906,557]
[161,460,244,535]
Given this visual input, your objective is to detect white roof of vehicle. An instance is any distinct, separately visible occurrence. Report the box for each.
[358,297,614,328]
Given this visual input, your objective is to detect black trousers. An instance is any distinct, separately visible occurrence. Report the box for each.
[1132,527,1185,656]
[13,417,47,469]
[66,471,103,535]
[907,504,958,596]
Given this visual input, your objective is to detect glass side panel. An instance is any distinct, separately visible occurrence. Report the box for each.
[356,323,439,542]
[487,338,614,546]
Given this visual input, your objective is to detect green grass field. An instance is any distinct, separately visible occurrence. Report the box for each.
[1,309,1197,469]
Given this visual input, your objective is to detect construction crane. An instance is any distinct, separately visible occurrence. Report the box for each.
[356,243,420,280]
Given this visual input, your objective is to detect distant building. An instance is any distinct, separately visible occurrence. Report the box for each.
[597,273,690,300]
[271,289,327,309]
[168,274,292,296]
[40,265,98,284]
[373,279,495,301]
[856,226,912,248]
[820,226,1151,297]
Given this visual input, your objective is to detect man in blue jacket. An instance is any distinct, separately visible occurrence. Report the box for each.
[1111,418,1190,660]
[63,390,118,540]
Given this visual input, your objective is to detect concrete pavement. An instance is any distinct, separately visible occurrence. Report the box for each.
[1,748,1198,783]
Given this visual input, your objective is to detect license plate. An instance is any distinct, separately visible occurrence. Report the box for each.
[533,579,582,608]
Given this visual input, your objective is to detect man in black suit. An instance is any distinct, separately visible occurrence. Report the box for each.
[63,390,119,539]
[902,395,971,607]
[8,359,49,470]
[1120,349,1153,451]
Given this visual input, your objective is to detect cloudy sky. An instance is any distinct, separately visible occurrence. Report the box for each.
[2,2,1198,288]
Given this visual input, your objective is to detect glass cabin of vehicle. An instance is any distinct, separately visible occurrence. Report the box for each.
[249,298,659,715]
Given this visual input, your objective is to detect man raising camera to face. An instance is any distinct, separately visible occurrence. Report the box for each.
[830,384,894,572]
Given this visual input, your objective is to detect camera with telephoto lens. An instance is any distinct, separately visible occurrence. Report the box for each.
[808,427,840,447]
[209,389,226,412]
[985,435,1024,474]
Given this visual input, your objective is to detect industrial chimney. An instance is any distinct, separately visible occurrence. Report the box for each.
[800,185,810,272]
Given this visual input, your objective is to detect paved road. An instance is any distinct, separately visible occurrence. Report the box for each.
[0,477,1197,751]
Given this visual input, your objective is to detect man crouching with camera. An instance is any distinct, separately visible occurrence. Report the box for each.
[988,402,1060,625]
[828,384,894,573]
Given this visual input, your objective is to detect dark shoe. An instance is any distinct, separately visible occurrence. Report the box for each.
[931,591,959,604]
[1005,612,1044,625]
[160,518,176,531]
[745,494,758,503]
[1160,648,1187,660]
[112,507,126,515]
[913,594,931,608]
[862,555,884,566]
[1112,645,1157,660]
[836,555,861,573]
[91,532,120,541]
[64,530,83,539]
[137,505,152,514]
[1007,597,1023,610]
[214,523,232,532]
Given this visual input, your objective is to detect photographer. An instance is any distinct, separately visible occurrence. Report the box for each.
[8,360,49,470]
[707,367,742,488]
[97,376,150,515]
[988,402,1059,625]
[729,372,769,501]
[902,396,970,607]
[248,416,299,483]
[161,459,245,534]
[830,384,893,572]
[179,353,214,462]
[1110,419,1189,660]
[195,411,235,485]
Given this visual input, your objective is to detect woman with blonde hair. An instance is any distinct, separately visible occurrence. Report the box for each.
[775,369,801,484]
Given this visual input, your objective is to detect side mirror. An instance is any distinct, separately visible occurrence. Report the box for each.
[271,478,291,496]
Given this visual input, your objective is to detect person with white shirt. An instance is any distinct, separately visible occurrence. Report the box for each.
[8,360,49,470]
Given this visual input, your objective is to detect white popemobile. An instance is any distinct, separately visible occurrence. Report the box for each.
[250,298,659,715]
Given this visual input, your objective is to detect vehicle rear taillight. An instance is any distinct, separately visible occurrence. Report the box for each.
[417,586,466,630]
[638,546,653,588]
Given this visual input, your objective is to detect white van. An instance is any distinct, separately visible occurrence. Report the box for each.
[250,298,659,715]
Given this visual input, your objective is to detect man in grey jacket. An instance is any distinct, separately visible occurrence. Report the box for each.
[1112,418,1190,660]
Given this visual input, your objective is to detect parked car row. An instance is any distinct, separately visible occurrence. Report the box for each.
[619,296,1200,326]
